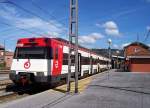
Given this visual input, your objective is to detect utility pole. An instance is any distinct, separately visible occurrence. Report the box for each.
[144,29,150,42]
[108,39,112,69]
[67,0,78,93]
[3,40,5,69]
[136,33,139,42]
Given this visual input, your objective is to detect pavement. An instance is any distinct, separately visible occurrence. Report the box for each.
[0,89,68,108]
[1,70,150,108]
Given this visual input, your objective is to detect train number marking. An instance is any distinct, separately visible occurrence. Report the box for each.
[55,61,58,68]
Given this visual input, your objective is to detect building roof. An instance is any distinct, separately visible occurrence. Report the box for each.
[0,51,13,57]
[5,51,14,56]
[0,45,4,50]
[112,55,125,59]
[127,56,150,58]
[124,41,150,57]
[124,41,150,50]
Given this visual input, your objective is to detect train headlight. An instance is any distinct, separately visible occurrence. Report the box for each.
[9,70,16,80]
[37,72,44,76]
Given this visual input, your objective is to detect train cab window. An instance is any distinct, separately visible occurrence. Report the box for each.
[46,47,53,59]
[14,47,53,59]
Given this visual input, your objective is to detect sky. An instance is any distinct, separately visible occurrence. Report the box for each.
[0,0,150,51]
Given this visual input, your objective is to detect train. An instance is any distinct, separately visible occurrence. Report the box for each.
[9,37,111,86]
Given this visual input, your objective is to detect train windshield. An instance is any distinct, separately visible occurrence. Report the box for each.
[14,47,52,59]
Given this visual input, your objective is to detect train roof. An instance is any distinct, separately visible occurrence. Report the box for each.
[17,37,110,60]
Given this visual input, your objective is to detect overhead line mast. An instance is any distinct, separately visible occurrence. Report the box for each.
[144,29,150,42]
[67,0,79,93]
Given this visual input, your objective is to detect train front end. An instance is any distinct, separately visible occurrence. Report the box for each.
[9,38,52,86]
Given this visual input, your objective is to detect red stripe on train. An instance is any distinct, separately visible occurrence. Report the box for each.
[52,40,63,76]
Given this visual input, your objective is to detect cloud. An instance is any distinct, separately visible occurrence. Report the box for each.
[101,21,121,36]
[112,8,141,19]
[147,26,150,31]
[95,23,101,28]
[79,33,104,44]
[146,0,150,2]
[8,49,13,52]
[0,5,66,37]
[113,44,120,49]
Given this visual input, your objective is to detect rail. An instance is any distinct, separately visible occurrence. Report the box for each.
[0,70,10,74]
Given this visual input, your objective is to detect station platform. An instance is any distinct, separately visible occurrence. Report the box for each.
[1,70,150,108]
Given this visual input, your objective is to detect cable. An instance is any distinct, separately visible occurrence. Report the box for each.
[30,1,57,20]
[30,0,67,29]
[0,27,13,33]
[0,1,68,38]
[144,30,150,42]
[0,21,67,40]
[0,21,44,36]
[0,1,45,36]
[0,1,67,32]
[4,1,48,22]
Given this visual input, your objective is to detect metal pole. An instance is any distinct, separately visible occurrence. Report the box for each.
[75,0,78,93]
[107,41,111,80]
[67,0,72,93]
[109,44,111,69]
[67,0,78,93]
[107,39,111,70]
[3,40,5,69]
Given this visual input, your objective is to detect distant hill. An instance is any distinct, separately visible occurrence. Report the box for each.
[91,49,124,57]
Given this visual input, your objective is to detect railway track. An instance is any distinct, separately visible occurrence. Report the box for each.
[0,70,10,75]
[0,80,12,91]
[0,71,105,104]
[0,80,31,103]
[0,80,19,103]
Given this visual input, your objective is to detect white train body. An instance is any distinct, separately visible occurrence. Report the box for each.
[10,37,110,85]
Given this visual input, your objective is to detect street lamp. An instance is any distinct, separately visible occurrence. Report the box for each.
[116,50,120,69]
[107,39,112,69]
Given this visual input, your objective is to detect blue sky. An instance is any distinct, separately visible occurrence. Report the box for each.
[0,0,150,51]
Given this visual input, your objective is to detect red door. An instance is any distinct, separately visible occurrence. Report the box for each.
[52,42,63,76]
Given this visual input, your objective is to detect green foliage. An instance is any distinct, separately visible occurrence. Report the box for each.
[0,62,6,70]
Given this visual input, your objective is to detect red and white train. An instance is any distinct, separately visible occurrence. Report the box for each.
[10,37,110,86]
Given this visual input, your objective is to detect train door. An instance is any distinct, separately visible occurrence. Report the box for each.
[78,53,81,76]
[90,56,93,74]
[52,42,63,76]
[97,58,100,72]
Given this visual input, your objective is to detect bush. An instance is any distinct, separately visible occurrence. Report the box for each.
[0,62,6,70]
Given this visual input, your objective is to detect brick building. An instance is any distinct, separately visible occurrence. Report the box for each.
[124,42,150,72]
[0,45,14,69]
[0,45,4,64]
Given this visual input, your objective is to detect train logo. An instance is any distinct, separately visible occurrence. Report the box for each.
[24,60,31,69]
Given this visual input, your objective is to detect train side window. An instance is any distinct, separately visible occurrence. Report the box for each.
[63,53,68,65]
[46,47,53,59]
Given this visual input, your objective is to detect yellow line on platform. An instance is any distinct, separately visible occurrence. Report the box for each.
[53,76,92,94]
